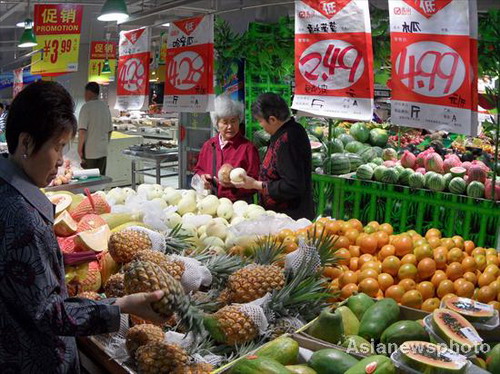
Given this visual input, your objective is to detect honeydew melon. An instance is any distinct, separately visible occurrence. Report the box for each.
[164,212,182,228]
[197,195,220,216]
[100,213,142,229]
[203,236,225,248]
[177,197,197,215]
[54,210,78,236]
[205,221,228,240]
[48,193,73,216]
[217,203,234,220]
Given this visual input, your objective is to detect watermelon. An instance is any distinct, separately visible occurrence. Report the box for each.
[467,181,485,198]
[356,165,374,180]
[369,128,389,147]
[328,138,344,154]
[374,166,388,181]
[325,153,351,175]
[450,167,466,178]
[345,141,365,154]
[312,153,326,168]
[443,173,453,189]
[372,146,384,158]
[333,127,346,137]
[310,126,325,140]
[381,168,399,184]
[401,150,417,169]
[448,177,466,195]
[253,130,270,148]
[467,165,487,184]
[308,134,320,143]
[359,147,377,163]
[443,154,462,173]
[347,153,363,171]
[485,179,500,200]
[427,173,446,192]
[367,162,378,170]
[409,172,425,188]
[338,134,355,146]
[398,168,414,185]
[310,141,324,152]
[382,148,398,161]
[424,171,438,187]
[394,165,405,175]
[350,122,370,142]
[372,157,383,166]
[425,153,444,173]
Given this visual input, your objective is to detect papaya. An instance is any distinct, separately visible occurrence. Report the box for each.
[344,355,396,374]
[307,308,344,344]
[255,336,299,365]
[308,349,359,374]
[346,293,375,320]
[359,299,400,341]
[230,355,291,374]
[341,335,375,355]
[486,343,500,374]
[380,320,429,347]
[286,365,317,374]
[337,306,360,336]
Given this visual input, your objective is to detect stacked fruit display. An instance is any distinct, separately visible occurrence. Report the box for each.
[49,159,75,186]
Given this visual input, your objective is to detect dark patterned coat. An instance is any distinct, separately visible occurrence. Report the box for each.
[0,157,120,373]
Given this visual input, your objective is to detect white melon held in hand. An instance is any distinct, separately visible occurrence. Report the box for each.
[230,168,247,183]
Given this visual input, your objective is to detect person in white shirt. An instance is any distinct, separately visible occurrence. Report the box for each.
[0,103,7,143]
[78,82,113,175]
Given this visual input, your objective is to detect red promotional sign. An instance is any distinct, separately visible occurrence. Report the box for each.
[292,0,374,121]
[90,41,117,60]
[163,15,215,113]
[115,27,150,111]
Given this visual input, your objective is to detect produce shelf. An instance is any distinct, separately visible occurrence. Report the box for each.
[313,174,500,248]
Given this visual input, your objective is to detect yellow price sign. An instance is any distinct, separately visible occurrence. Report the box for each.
[88,59,117,84]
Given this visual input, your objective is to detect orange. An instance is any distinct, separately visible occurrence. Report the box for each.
[452,236,465,250]
[347,218,363,231]
[433,247,449,270]
[382,256,401,277]
[278,229,294,241]
[399,278,417,292]
[378,273,395,291]
[477,286,496,303]
[359,235,378,255]
[373,231,390,249]
[401,254,418,266]
[340,283,358,300]
[425,228,442,239]
[385,285,406,303]
[462,257,477,273]
[485,248,498,257]
[471,247,486,257]
[417,258,437,280]
[489,301,500,311]
[361,261,382,274]
[401,290,423,309]
[447,248,464,263]
[478,272,496,288]
[334,235,351,250]
[358,278,380,297]
[453,277,467,290]
[475,255,487,271]
[413,238,428,248]
[456,280,475,298]
[422,298,440,312]
[359,254,375,268]
[367,221,380,230]
[427,236,442,249]
[431,270,448,288]
[417,281,435,300]
[464,240,475,255]
[283,235,297,245]
[339,222,353,236]
[441,238,455,250]
[414,244,433,262]
[437,279,455,298]
[359,269,379,282]
[393,235,414,257]
[356,233,369,246]
[487,255,500,267]
[379,223,394,235]
[323,266,343,280]
[325,220,342,235]
[363,225,376,234]
[441,293,457,303]
[398,263,418,280]
[345,229,360,245]
[375,290,385,299]
[339,271,358,288]
[446,262,464,281]
[336,248,351,266]
[349,245,361,258]
[316,217,330,224]
[463,271,478,286]
[349,257,359,271]
[489,280,500,294]
[484,264,499,277]
[378,244,396,260]
[284,242,298,254]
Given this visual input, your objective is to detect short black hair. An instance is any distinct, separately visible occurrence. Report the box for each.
[85,81,100,95]
[251,93,290,122]
[6,81,77,154]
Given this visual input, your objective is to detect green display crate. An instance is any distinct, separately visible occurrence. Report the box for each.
[313,173,500,248]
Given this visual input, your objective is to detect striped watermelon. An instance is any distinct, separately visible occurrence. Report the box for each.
[381,168,399,184]
[372,146,384,158]
[333,127,346,137]
[325,153,351,175]
[427,173,446,192]
[345,141,365,153]
[350,122,370,142]
[467,181,485,198]
[443,173,454,189]
[367,162,378,170]
[338,134,355,146]
[328,138,344,154]
[450,167,466,178]
[374,166,388,181]
[347,153,363,171]
[409,172,425,188]
[372,157,384,166]
[448,177,466,194]
[398,168,414,185]
[394,165,405,175]
[359,147,377,163]
[424,171,438,187]
[356,165,374,180]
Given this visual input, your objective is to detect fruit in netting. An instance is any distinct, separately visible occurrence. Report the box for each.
[432,308,482,351]
[204,304,260,345]
[443,154,462,173]
[76,291,102,300]
[467,164,487,184]
[54,210,78,237]
[217,163,233,185]
[133,250,185,281]
[109,228,152,263]
[104,273,125,298]
[125,324,165,356]
[70,192,111,221]
[77,214,107,232]
[58,235,78,254]
[229,167,247,183]
[401,150,416,169]
[485,179,500,200]
[425,153,445,173]
[75,225,111,252]
[79,261,102,292]
[135,342,189,374]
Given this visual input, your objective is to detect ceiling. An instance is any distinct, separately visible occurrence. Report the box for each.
[1,0,499,71]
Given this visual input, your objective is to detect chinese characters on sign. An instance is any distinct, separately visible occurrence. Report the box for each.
[115,27,151,111]
[31,4,83,75]
[292,0,374,121]
[163,15,215,113]
[88,41,117,84]
[389,0,478,135]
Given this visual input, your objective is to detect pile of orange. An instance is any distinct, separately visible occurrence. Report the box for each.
[276,219,500,312]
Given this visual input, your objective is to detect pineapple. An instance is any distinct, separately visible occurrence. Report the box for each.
[129,314,177,329]
[76,291,102,300]
[204,304,259,345]
[104,273,125,298]
[108,229,152,263]
[184,363,213,374]
[125,324,164,356]
[135,342,189,374]
[133,250,186,280]
[270,316,305,339]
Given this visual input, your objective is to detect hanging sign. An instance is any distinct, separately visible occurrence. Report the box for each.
[163,15,215,113]
[88,41,117,84]
[31,4,83,75]
[292,0,374,121]
[13,69,24,98]
[115,27,151,111]
[389,0,478,135]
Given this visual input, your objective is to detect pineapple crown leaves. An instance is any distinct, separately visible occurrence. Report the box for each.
[306,226,340,268]
[195,253,247,290]
[250,235,285,265]
[164,223,194,254]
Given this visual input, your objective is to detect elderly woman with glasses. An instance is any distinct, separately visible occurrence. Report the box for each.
[194,96,260,202]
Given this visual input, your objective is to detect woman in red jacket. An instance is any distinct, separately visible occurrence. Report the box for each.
[194,96,260,202]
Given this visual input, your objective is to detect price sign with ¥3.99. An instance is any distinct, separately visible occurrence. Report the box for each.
[32,35,80,74]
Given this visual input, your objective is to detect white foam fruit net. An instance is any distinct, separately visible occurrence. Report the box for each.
[237,294,270,335]
[170,254,213,293]
[285,238,321,275]
[126,226,166,252]
[164,332,224,367]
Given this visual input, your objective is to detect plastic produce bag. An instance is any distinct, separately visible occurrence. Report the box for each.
[190,174,211,197]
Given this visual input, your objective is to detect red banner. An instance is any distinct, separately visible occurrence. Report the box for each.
[90,41,117,60]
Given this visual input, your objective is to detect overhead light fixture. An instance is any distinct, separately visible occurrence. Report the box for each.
[18,20,37,48]
[16,18,33,28]
[98,0,129,22]
[162,22,170,27]
[102,59,111,74]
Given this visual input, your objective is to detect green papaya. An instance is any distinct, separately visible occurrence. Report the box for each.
[230,356,291,374]
[337,306,360,336]
[307,308,344,344]
[308,349,359,374]
[344,355,396,374]
[255,336,299,365]
[341,335,375,355]
[487,343,500,374]
[359,299,400,341]
[380,320,429,348]
[286,365,317,374]
[346,293,375,320]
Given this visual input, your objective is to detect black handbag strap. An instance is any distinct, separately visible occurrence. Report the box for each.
[211,142,218,195]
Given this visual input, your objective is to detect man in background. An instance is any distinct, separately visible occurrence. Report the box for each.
[0,103,7,142]
[78,82,113,175]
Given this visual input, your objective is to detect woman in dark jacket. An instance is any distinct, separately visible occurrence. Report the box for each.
[0,81,165,373]
[234,93,315,220]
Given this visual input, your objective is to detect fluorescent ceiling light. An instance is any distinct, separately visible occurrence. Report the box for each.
[98,0,129,22]
[162,22,170,27]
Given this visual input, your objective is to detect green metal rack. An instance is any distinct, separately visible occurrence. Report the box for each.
[312,174,500,248]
